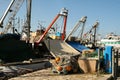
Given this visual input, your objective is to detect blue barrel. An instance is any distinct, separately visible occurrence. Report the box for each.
[103,46,113,73]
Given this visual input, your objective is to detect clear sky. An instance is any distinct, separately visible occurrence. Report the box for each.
[0,0,120,38]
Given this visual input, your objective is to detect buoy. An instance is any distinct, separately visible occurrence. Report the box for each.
[55,57,60,62]
[56,66,63,71]
[65,66,72,71]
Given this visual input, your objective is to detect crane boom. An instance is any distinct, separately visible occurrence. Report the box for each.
[35,8,68,45]
[0,0,15,28]
[64,16,87,41]
[83,21,99,46]
[1,0,24,34]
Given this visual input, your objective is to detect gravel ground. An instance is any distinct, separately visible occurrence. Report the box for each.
[9,68,112,80]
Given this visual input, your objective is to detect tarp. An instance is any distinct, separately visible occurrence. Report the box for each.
[67,41,89,52]
[0,33,20,40]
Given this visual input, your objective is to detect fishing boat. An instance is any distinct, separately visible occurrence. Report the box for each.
[99,33,120,47]
[0,1,51,79]
[100,39,120,47]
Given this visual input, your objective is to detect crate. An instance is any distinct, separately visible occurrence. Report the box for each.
[78,58,98,73]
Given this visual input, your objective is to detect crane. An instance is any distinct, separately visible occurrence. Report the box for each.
[64,16,87,42]
[0,0,15,28]
[0,0,24,34]
[35,8,68,45]
[83,21,99,48]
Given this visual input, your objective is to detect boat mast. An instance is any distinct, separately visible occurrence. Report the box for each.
[93,21,99,47]
[26,0,32,42]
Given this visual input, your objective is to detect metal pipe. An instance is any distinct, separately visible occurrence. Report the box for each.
[62,15,67,40]
[80,17,87,41]
[97,48,100,76]
[93,21,99,48]
[35,14,60,44]
[0,0,15,28]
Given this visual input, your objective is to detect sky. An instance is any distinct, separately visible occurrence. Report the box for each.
[0,0,120,38]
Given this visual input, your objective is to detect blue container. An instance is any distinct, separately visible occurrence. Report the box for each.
[103,46,113,73]
[56,32,61,37]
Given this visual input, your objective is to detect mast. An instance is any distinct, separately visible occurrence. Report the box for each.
[26,0,32,41]
[93,21,99,47]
